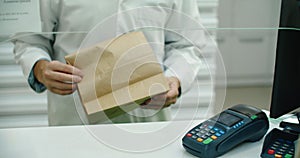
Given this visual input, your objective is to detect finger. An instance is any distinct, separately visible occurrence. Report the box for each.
[166,77,180,98]
[152,93,167,101]
[51,88,74,95]
[165,97,177,105]
[141,99,165,109]
[166,88,179,98]
[45,70,82,83]
[141,104,164,110]
[143,94,176,108]
[48,79,77,91]
[49,61,84,77]
[167,77,180,88]
[166,83,179,98]
[141,106,162,110]
[141,97,176,109]
[152,89,177,102]
[141,99,151,105]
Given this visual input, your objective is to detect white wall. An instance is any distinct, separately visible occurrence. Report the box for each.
[216,0,281,87]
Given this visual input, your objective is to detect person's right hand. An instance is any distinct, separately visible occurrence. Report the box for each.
[34,60,84,95]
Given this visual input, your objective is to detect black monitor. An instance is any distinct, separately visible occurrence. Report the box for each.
[269,0,300,119]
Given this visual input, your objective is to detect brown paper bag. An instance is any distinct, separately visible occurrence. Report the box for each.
[65,32,169,123]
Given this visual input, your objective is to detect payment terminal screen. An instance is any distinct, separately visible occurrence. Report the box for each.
[216,112,242,127]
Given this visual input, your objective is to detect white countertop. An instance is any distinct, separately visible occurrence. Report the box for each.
[0,118,279,158]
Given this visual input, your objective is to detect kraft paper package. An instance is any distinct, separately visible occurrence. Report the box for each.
[65,32,169,123]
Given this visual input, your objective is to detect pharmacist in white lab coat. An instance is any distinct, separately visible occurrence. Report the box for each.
[13,0,206,126]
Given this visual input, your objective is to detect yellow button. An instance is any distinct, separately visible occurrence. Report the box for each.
[275,154,282,158]
[197,138,203,142]
[211,135,217,140]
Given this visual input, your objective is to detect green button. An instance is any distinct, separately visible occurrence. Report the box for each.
[284,154,292,158]
[251,115,258,120]
[203,138,213,144]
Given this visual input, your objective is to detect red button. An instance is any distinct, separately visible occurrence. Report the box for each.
[186,133,192,137]
[267,149,275,155]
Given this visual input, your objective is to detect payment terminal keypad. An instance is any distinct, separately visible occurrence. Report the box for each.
[262,138,295,158]
[185,123,226,145]
[261,128,298,158]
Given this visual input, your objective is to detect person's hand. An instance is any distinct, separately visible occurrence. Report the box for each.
[141,77,181,109]
[34,60,84,95]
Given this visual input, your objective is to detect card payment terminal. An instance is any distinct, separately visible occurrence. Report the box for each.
[182,104,269,158]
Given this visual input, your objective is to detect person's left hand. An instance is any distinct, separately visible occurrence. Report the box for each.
[141,77,181,109]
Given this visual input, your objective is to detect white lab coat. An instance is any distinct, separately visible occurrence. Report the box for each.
[13,0,206,126]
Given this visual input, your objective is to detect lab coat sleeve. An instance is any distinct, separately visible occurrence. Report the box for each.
[164,0,206,93]
[12,0,58,91]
